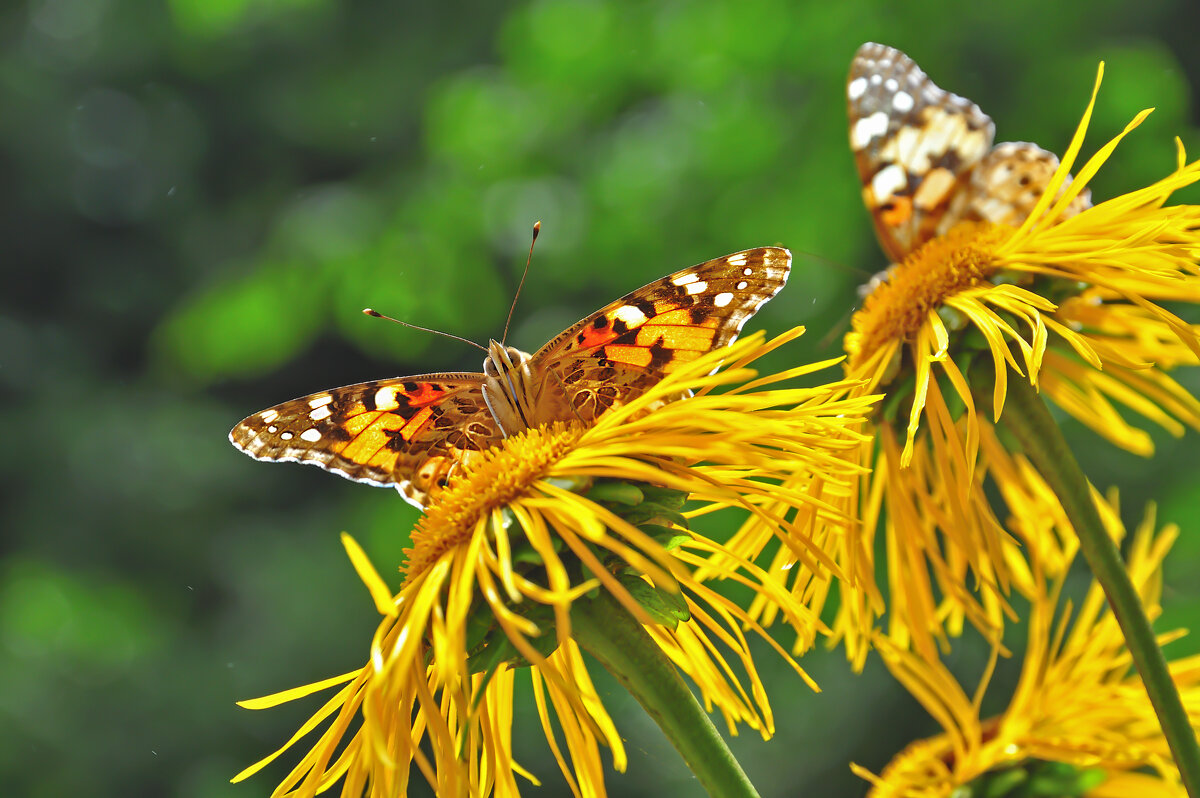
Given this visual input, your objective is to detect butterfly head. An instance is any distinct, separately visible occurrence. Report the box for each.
[482,339,537,437]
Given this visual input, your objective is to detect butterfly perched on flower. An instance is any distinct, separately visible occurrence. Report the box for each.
[230,248,791,508]
[847,42,1091,266]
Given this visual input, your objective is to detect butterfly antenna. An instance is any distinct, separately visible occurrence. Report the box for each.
[785,250,870,353]
[791,247,873,280]
[362,309,488,354]
[501,221,539,345]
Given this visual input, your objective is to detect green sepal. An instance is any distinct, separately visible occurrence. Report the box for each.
[618,504,691,529]
[637,484,689,511]
[465,604,559,677]
[615,571,690,629]
[638,523,690,549]
[937,303,968,333]
[510,533,563,566]
[585,479,691,530]
[544,475,592,493]
[585,480,645,505]
[497,504,564,567]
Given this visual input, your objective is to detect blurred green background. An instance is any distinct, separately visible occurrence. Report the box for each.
[6,0,1200,795]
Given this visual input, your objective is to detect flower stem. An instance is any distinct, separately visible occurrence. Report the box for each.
[571,591,761,798]
[999,376,1200,797]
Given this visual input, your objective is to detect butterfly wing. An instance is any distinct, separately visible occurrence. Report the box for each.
[530,247,791,421]
[847,42,995,262]
[956,141,1093,228]
[229,375,503,508]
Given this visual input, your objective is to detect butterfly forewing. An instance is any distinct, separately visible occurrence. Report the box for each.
[534,247,791,421]
[229,375,502,506]
[848,42,995,263]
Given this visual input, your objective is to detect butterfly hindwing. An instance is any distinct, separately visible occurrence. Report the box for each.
[230,375,503,506]
[957,141,1092,228]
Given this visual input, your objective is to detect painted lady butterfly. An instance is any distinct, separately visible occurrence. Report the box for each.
[847,42,1091,266]
[230,248,791,509]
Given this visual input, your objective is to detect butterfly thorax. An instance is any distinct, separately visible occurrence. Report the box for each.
[482,339,564,437]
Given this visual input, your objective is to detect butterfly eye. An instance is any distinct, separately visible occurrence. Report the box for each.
[484,347,530,376]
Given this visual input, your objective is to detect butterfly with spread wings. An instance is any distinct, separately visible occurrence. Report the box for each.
[230,247,791,509]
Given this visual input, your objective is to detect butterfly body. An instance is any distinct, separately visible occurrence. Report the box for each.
[847,42,1091,266]
[231,247,792,508]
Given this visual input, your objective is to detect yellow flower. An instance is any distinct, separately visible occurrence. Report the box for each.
[852,492,1200,798]
[232,328,876,797]
[836,65,1200,663]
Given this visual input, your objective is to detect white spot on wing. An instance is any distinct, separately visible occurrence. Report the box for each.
[300,428,322,443]
[892,90,914,113]
[851,111,889,150]
[267,425,278,433]
[871,163,908,201]
[713,292,734,307]
[308,395,333,409]
[374,387,400,411]
[280,432,294,441]
[614,304,648,327]
[260,409,279,423]
[743,267,753,276]
[847,76,868,100]
[736,281,748,290]
[310,405,332,421]
[684,280,708,295]
[672,272,699,286]
[725,252,749,266]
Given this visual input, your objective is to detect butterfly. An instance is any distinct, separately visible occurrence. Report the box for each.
[230,248,791,509]
[847,42,1091,266]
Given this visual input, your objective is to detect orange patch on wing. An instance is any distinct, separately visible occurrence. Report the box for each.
[399,406,435,441]
[662,350,700,371]
[366,448,400,469]
[341,414,407,462]
[342,410,383,436]
[602,345,653,367]
[575,326,620,349]
[404,383,447,407]
[636,325,715,350]
[879,196,913,227]
[648,308,693,326]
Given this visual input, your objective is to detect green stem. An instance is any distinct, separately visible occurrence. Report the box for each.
[570,590,760,798]
[998,376,1200,797]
